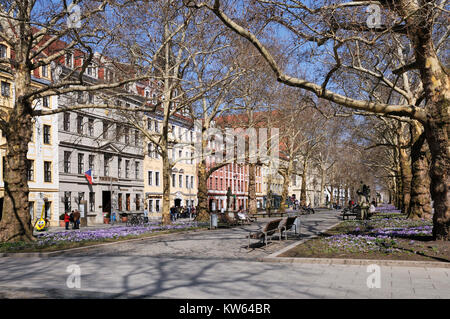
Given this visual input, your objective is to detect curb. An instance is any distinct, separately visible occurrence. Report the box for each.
[262,219,450,269]
[0,227,211,258]
[261,256,450,269]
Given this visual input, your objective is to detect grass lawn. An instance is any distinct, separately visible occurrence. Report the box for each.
[280,211,450,263]
[0,221,208,253]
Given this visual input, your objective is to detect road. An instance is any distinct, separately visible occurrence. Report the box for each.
[0,210,448,299]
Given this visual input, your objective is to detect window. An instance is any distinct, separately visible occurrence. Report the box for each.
[125,160,130,178]
[148,143,153,158]
[154,121,159,133]
[149,200,153,212]
[135,161,139,179]
[64,151,71,173]
[78,192,85,207]
[104,154,111,176]
[191,152,194,164]
[77,91,85,104]
[88,118,94,136]
[44,161,52,182]
[178,149,182,159]
[63,113,70,131]
[87,65,97,78]
[191,176,194,189]
[148,171,152,186]
[134,130,139,146]
[43,125,51,144]
[77,115,83,134]
[89,192,95,212]
[26,160,34,181]
[102,120,109,139]
[155,199,160,212]
[172,173,175,187]
[0,44,6,58]
[124,127,129,144]
[116,124,122,141]
[186,175,189,189]
[88,92,94,104]
[1,81,10,97]
[88,155,94,171]
[78,153,84,174]
[118,193,123,211]
[136,194,141,210]
[41,65,48,78]
[42,96,49,108]
[126,194,130,211]
[155,171,160,186]
[147,119,152,130]
[66,52,73,68]
[118,157,122,177]
[64,192,71,213]
[179,175,183,188]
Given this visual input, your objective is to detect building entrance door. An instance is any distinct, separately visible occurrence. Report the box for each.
[102,191,111,213]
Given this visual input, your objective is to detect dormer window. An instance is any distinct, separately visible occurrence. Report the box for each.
[65,52,73,68]
[41,65,48,78]
[86,65,97,78]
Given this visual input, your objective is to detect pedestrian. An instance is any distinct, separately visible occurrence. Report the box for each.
[64,211,70,230]
[73,209,81,229]
[170,206,175,222]
[69,210,74,228]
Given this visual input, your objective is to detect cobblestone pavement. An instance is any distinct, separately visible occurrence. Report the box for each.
[1,210,449,299]
[53,211,340,260]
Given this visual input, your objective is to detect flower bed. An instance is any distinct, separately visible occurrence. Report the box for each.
[0,221,206,253]
[280,210,449,262]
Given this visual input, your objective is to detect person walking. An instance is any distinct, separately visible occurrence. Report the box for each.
[64,211,71,230]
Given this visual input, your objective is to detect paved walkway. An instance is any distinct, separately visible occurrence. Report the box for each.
[1,210,449,299]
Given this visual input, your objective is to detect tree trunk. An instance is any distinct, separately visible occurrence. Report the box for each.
[408,121,432,220]
[398,128,412,215]
[406,6,450,240]
[196,160,210,222]
[161,149,171,225]
[300,159,307,206]
[0,71,34,242]
[320,168,326,206]
[247,163,257,214]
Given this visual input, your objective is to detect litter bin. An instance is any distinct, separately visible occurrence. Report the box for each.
[210,213,218,229]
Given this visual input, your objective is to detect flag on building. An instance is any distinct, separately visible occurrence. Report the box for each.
[85,169,93,185]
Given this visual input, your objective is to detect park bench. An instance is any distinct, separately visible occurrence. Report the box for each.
[247,218,282,248]
[278,216,299,239]
[341,207,359,220]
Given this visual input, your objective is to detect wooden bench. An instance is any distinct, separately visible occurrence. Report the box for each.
[247,218,283,248]
[279,216,299,239]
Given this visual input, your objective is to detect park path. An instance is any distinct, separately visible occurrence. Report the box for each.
[1,210,449,299]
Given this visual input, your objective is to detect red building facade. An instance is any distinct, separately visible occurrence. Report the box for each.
[206,161,263,212]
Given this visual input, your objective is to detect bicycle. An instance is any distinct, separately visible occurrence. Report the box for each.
[126,214,145,227]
